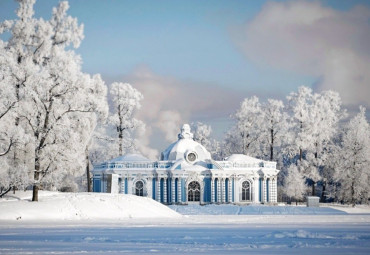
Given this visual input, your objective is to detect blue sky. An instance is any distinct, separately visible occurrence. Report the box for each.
[1,0,369,156]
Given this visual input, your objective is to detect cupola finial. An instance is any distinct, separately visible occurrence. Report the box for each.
[178,124,193,140]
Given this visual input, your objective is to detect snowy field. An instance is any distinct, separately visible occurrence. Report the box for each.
[1,192,370,254]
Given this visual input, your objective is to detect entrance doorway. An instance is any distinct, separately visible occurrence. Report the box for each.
[188,181,200,202]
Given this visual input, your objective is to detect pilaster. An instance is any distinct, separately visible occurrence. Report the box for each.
[178,178,182,203]
[228,178,232,203]
[263,177,267,203]
[172,178,176,204]
[211,178,215,203]
[163,178,167,203]
[156,178,161,202]
[217,179,221,203]
[120,179,125,194]
[221,178,225,203]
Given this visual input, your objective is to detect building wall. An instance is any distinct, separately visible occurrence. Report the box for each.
[94,168,279,205]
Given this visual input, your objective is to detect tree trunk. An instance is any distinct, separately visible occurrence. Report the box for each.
[312,181,315,196]
[118,131,123,155]
[32,184,39,202]
[118,104,123,155]
[351,179,355,207]
[86,146,91,192]
[0,187,12,198]
[320,181,326,202]
[32,155,40,202]
[270,128,274,161]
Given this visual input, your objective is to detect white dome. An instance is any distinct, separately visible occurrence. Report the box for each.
[109,153,150,162]
[225,154,261,163]
[161,124,211,162]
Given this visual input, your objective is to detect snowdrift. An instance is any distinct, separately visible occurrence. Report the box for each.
[0,191,181,221]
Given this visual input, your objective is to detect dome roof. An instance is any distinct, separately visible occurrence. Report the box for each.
[225,154,261,163]
[161,124,211,162]
[109,153,150,163]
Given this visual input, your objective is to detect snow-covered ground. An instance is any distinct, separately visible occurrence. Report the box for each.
[1,191,370,254]
[0,191,180,221]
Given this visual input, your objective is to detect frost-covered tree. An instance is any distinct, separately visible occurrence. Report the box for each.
[73,77,108,192]
[286,86,315,162]
[192,122,212,149]
[0,163,30,197]
[0,0,107,201]
[0,0,35,196]
[309,91,345,200]
[108,82,143,157]
[286,87,344,196]
[333,107,370,206]
[225,96,263,156]
[0,61,17,158]
[284,165,307,204]
[192,122,210,150]
[260,99,288,162]
[191,122,222,160]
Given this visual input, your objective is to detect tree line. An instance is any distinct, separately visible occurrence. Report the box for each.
[192,88,369,206]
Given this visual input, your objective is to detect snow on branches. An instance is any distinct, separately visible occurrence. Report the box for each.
[0,0,107,201]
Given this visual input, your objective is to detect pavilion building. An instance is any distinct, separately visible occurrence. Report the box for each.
[92,124,279,204]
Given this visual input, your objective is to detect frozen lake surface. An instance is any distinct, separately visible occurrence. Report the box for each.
[169,204,348,215]
[1,220,370,254]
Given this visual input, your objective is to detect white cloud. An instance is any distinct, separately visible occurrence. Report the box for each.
[134,122,159,160]
[234,0,370,105]
[98,66,245,157]
[156,110,182,142]
[118,66,243,154]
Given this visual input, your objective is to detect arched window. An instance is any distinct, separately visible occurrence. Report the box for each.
[135,181,144,196]
[188,181,200,202]
[242,181,251,201]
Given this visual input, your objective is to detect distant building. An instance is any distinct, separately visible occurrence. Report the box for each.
[92,124,279,204]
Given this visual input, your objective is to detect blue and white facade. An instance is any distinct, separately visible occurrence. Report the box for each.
[92,124,280,204]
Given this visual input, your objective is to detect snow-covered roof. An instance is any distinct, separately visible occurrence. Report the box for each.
[108,153,151,163]
[225,154,262,163]
[161,124,211,162]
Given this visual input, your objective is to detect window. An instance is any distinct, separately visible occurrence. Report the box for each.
[186,151,198,163]
[135,181,144,196]
[242,181,251,201]
[188,181,200,202]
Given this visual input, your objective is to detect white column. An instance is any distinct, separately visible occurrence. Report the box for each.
[271,178,277,203]
[156,178,161,202]
[211,178,215,203]
[163,178,167,203]
[228,179,232,203]
[221,178,225,203]
[178,178,182,203]
[275,178,278,203]
[268,178,271,203]
[200,181,204,204]
[217,179,221,203]
[234,177,237,203]
[172,178,176,204]
[263,177,267,203]
[120,178,125,194]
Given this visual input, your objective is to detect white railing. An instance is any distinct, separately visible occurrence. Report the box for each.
[217,161,276,169]
[94,160,276,170]
[94,161,174,170]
